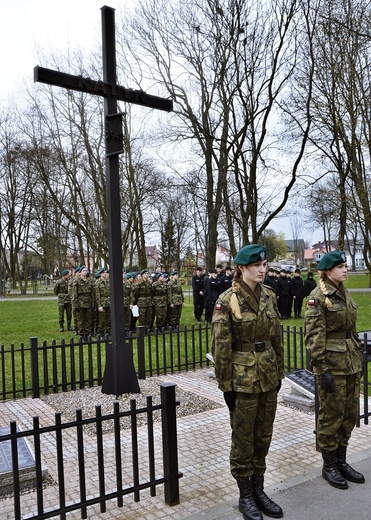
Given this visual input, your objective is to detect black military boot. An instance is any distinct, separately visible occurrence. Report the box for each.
[322,451,348,489]
[237,479,262,520]
[251,475,283,518]
[336,446,365,483]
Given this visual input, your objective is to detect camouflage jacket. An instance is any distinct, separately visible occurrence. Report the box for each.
[304,277,363,376]
[123,281,134,307]
[71,277,95,308]
[94,279,110,308]
[53,278,71,304]
[152,281,169,307]
[211,282,284,394]
[132,279,153,307]
[168,279,184,305]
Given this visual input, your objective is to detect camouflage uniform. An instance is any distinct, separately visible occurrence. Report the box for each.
[123,279,134,332]
[152,279,169,329]
[168,278,184,328]
[132,278,153,330]
[71,275,95,337]
[212,282,284,480]
[304,276,363,452]
[53,276,72,331]
[94,276,111,336]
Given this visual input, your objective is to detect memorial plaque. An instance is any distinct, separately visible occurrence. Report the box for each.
[0,426,48,496]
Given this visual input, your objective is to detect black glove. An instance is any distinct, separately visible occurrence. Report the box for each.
[75,306,81,312]
[320,371,335,394]
[223,391,236,412]
[277,379,282,393]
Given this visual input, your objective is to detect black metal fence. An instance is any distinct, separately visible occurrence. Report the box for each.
[1,383,180,520]
[1,325,370,418]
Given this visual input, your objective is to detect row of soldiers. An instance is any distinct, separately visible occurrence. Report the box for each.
[53,266,184,341]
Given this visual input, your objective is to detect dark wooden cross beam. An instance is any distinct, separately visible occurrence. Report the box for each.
[34,6,173,396]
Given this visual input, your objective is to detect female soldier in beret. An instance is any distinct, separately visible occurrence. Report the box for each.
[212,244,284,520]
[304,251,365,489]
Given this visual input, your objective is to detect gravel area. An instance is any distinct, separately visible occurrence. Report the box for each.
[41,377,222,435]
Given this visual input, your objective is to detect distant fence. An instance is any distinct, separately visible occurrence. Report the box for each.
[1,383,180,519]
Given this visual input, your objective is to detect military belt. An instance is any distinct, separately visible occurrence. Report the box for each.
[233,340,272,353]
[326,330,352,339]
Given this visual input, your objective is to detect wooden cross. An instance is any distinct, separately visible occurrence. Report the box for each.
[34,6,173,395]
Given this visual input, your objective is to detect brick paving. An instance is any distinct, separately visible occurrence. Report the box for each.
[0,368,370,519]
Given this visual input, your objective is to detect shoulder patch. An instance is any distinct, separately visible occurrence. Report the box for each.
[215,302,223,311]
[307,298,316,306]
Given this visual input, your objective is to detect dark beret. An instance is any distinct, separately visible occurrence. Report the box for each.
[61,269,69,276]
[318,250,347,270]
[234,244,266,265]
[171,270,178,276]
[140,269,148,275]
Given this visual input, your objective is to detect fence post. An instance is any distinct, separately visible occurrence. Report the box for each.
[161,383,180,506]
[137,326,146,380]
[30,337,40,398]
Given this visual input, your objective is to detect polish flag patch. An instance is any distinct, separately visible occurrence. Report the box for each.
[308,299,316,306]
[215,303,223,311]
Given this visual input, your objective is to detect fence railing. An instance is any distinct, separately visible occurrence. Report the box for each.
[1,383,180,520]
[1,326,370,415]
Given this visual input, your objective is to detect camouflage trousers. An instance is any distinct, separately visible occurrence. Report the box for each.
[123,306,132,331]
[58,303,72,328]
[97,307,111,336]
[76,308,92,335]
[169,304,182,327]
[154,305,167,329]
[229,389,278,480]
[138,305,153,331]
[317,373,361,452]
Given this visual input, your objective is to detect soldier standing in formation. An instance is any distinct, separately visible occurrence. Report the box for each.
[71,266,95,341]
[212,244,284,520]
[304,250,365,490]
[123,272,134,336]
[54,269,73,332]
[152,272,169,330]
[94,268,111,337]
[291,268,304,318]
[132,269,153,331]
[168,270,184,330]
[192,267,204,321]
[203,268,221,323]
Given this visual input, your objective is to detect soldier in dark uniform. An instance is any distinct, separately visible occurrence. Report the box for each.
[94,268,110,337]
[192,267,204,321]
[203,269,221,323]
[303,271,317,297]
[276,270,291,319]
[220,265,233,292]
[132,269,153,331]
[263,267,277,293]
[53,269,73,332]
[212,244,284,520]
[168,270,184,330]
[71,265,95,341]
[304,250,365,490]
[291,268,304,318]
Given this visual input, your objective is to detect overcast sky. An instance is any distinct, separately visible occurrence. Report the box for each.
[0,0,323,246]
[0,0,121,100]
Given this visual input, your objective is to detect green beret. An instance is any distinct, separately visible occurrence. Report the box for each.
[162,272,169,278]
[140,269,148,275]
[318,250,347,270]
[171,270,178,276]
[233,244,267,265]
[94,272,101,279]
[125,272,133,279]
[61,269,69,276]
[74,266,81,273]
